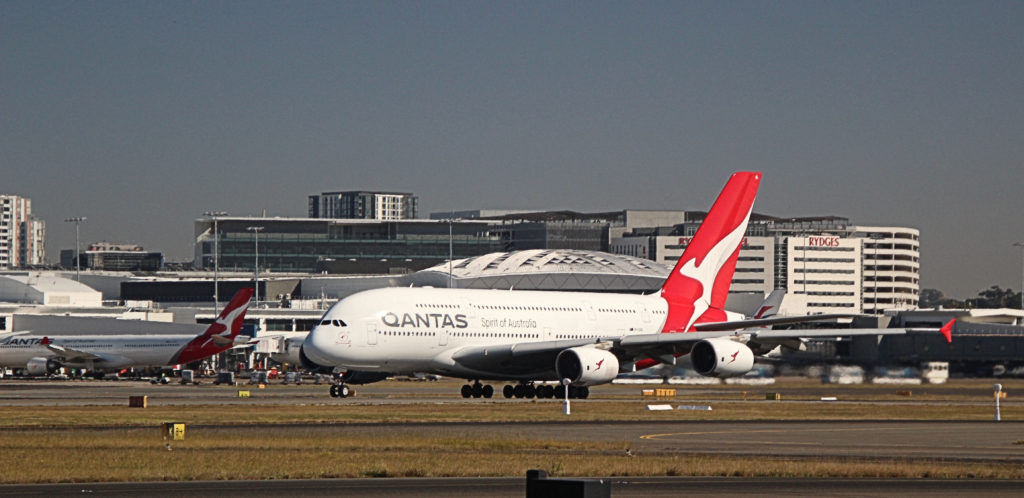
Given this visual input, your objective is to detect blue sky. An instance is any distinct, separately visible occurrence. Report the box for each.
[2,1,1022,297]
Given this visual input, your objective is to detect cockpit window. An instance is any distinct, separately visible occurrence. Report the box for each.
[332,319,347,327]
[320,320,331,326]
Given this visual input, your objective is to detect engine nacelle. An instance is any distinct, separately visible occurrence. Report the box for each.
[25,357,59,376]
[555,346,619,386]
[690,338,754,378]
[340,371,390,385]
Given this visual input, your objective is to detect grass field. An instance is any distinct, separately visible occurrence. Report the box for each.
[0,377,1020,483]
[4,428,1022,483]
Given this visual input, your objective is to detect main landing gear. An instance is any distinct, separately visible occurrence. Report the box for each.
[460,381,494,398]
[459,382,589,399]
[329,383,352,398]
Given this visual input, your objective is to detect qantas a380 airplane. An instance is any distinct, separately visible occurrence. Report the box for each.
[301,173,953,399]
[0,289,253,377]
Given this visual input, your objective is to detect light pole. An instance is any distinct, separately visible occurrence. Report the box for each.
[63,217,86,281]
[1014,242,1024,311]
[247,226,264,306]
[204,211,227,314]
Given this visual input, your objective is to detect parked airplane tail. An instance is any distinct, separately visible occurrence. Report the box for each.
[172,288,254,364]
[752,289,786,319]
[660,172,761,332]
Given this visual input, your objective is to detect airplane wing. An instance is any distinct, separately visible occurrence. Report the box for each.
[692,313,861,331]
[40,337,137,369]
[448,321,954,375]
[41,338,105,362]
[229,336,258,349]
[450,338,603,375]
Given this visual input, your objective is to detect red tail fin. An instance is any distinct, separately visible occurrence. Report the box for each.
[660,172,761,332]
[172,288,253,364]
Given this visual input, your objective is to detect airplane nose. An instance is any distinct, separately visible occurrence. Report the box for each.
[302,326,337,367]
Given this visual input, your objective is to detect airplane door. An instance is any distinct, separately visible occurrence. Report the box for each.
[365,322,378,345]
[584,301,596,321]
[543,327,552,341]
[459,298,475,319]
[637,303,651,323]
[439,329,448,347]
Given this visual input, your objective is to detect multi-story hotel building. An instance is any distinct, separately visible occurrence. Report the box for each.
[0,195,45,269]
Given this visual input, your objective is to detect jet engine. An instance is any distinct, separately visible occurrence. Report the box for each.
[25,357,59,377]
[555,346,619,386]
[690,338,754,377]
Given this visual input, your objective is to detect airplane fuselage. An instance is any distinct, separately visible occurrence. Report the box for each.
[0,334,200,370]
[304,287,687,380]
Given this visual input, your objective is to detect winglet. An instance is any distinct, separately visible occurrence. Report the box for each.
[939,319,954,343]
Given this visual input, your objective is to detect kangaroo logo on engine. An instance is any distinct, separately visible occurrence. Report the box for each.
[382,312,469,329]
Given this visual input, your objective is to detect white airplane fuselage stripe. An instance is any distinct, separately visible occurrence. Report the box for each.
[304,287,671,378]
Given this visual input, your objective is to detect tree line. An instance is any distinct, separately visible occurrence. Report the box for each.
[920,286,1023,309]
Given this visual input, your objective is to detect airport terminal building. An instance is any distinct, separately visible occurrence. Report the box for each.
[193,216,506,275]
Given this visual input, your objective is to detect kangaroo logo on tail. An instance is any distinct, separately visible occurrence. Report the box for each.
[660,172,761,333]
[172,288,254,364]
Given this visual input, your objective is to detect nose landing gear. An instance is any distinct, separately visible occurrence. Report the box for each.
[329,383,352,398]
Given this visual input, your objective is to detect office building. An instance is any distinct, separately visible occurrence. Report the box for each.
[308,191,418,220]
[0,195,45,269]
[194,216,504,274]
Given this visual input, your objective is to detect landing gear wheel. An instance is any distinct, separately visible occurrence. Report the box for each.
[461,384,472,398]
[471,383,483,398]
[524,384,536,399]
[564,386,588,399]
[538,385,554,399]
[329,384,351,398]
[513,384,525,398]
[482,385,494,398]
[502,385,514,399]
